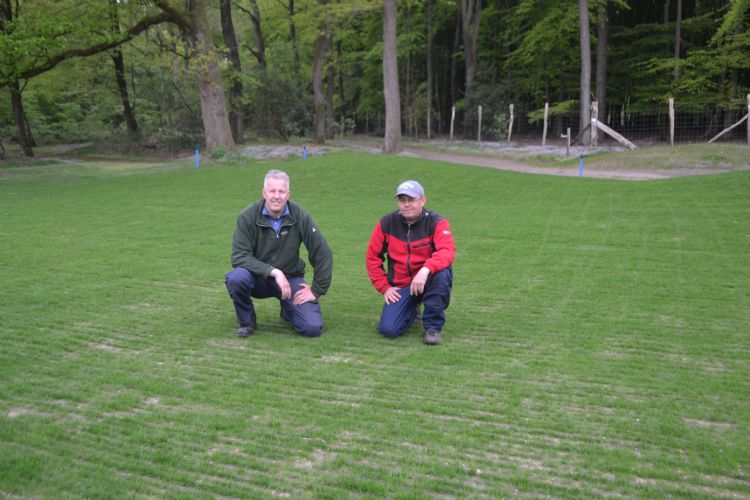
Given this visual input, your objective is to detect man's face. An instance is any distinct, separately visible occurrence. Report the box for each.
[397,194,426,223]
[262,177,290,217]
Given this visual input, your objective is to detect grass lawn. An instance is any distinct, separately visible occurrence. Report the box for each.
[1,151,749,497]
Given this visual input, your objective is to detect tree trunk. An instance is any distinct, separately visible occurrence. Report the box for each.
[2,0,33,157]
[578,0,592,145]
[190,0,235,151]
[673,0,682,80]
[556,64,565,136]
[450,9,460,117]
[312,2,327,144]
[10,82,34,157]
[111,49,139,133]
[383,0,402,154]
[595,1,609,123]
[326,32,335,139]
[405,4,413,137]
[337,40,346,118]
[220,0,244,143]
[108,0,138,134]
[426,0,434,139]
[247,0,266,69]
[460,0,481,140]
[288,0,304,105]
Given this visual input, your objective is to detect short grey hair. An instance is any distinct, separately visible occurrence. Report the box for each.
[264,169,290,190]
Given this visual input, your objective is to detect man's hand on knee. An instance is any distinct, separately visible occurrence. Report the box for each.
[270,269,292,299]
[293,283,316,305]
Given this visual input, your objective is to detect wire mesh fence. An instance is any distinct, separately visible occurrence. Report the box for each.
[366,96,750,148]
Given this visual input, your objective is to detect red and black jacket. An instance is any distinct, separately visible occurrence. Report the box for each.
[366,209,455,294]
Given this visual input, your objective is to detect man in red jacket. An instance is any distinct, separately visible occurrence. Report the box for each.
[366,180,455,345]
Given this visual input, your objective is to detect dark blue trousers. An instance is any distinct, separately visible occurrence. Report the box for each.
[377,268,452,338]
[225,268,323,337]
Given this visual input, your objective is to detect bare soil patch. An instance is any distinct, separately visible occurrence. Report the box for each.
[336,138,750,181]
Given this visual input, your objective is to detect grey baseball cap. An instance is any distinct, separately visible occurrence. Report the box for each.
[395,180,425,198]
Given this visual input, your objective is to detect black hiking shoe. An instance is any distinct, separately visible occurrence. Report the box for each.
[280,306,292,323]
[235,322,256,338]
[423,330,442,345]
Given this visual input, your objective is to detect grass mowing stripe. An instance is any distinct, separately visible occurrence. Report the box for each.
[1,152,749,496]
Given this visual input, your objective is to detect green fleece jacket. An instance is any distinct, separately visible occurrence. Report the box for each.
[231,200,333,298]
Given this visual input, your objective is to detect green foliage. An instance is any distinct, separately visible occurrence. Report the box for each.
[0,0,139,84]
[210,146,229,159]
[527,99,578,123]
[2,0,748,147]
[487,110,508,139]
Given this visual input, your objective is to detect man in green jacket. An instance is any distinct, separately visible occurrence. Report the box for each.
[225,170,333,337]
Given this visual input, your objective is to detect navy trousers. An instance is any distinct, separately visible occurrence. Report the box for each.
[225,268,323,337]
[377,268,452,338]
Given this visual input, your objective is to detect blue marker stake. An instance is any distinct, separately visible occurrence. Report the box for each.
[579,154,583,177]
[195,146,199,169]
[303,146,307,160]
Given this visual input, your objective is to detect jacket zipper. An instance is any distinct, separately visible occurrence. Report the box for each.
[406,223,412,277]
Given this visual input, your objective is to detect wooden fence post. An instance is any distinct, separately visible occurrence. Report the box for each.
[507,103,514,142]
[449,106,455,141]
[669,98,675,146]
[477,105,482,142]
[591,101,599,147]
[566,127,571,156]
[542,102,549,146]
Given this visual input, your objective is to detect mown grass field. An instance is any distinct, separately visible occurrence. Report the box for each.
[1,150,749,497]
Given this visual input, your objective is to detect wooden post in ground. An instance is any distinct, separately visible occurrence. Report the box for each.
[449,106,455,141]
[591,101,599,147]
[566,127,571,156]
[594,121,637,149]
[477,105,482,142]
[507,103,514,142]
[542,102,549,146]
[708,114,748,143]
[669,98,675,146]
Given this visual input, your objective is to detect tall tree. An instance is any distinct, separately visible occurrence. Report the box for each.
[326,32,335,139]
[673,0,682,80]
[459,0,481,139]
[1,0,34,156]
[8,82,33,156]
[220,0,244,143]
[312,0,329,144]
[578,0,592,145]
[288,0,304,105]
[450,8,461,113]
[383,0,402,153]
[595,1,609,122]
[1,0,234,152]
[426,0,434,139]
[109,0,138,134]
[246,0,267,69]
[154,0,234,151]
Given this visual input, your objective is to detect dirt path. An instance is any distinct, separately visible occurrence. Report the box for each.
[337,139,715,181]
[398,146,672,181]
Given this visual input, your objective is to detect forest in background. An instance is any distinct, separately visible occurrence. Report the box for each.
[1,0,749,157]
